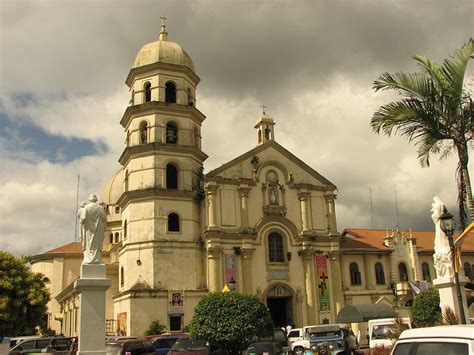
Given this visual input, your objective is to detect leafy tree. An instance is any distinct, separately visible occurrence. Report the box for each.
[188,292,273,354]
[371,39,474,229]
[410,289,441,327]
[144,320,168,335]
[0,251,50,337]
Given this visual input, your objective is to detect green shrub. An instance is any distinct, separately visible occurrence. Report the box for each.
[410,288,441,327]
[189,292,273,354]
[144,320,167,336]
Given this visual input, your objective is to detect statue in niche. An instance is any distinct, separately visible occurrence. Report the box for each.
[431,196,453,278]
[269,186,279,204]
[78,194,107,264]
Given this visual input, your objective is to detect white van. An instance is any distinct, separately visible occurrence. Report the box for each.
[368,318,411,348]
[391,325,474,354]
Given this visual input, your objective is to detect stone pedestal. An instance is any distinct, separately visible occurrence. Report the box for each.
[74,263,111,355]
[433,275,469,323]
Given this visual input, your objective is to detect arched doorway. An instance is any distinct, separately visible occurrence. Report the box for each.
[266,285,294,328]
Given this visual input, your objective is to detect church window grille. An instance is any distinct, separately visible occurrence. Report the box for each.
[268,233,284,262]
[169,316,181,331]
[165,82,176,103]
[109,233,113,244]
[258,130,262,144]
[399,262,408,281]
[375,262,385,285]
[168,213,180,232]
[166,164,178,189]
[265,127,271,140]
[139,121,148,144]
[120,267,124,287]
[166,122,178,144]
[464,262,472,281]
[144,82,151,102]
[422,262,431,281]
[350,262,362,285]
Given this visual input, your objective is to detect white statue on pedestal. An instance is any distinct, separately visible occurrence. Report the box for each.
[78,194,107,264]
[431,196,453,278]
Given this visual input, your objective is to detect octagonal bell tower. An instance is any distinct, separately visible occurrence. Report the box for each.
[117,22,207,300]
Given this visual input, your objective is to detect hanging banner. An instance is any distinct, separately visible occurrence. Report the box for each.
[168,290,184,315]
[315,255,330,311]
[224,253,237,290]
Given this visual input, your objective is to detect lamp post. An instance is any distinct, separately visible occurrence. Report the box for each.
[439,206,466,324]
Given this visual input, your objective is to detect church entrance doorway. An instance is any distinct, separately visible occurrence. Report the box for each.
[266,285,293,328]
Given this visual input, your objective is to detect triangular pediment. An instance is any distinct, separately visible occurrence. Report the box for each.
[206,140,336,189]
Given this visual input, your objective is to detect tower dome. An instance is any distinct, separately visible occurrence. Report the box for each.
[101,167,124,205]
[132,23,195,72]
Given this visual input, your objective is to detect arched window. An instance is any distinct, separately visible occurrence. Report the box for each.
[144,82,151,102]
[399,262,408,281]
[166,164,178,189]
[268,233,284,262]
[350,262,361,285]
[375,262,385,285]
[115,206,120,214]
[139,121,148,144]
[165,82,176,103]
[168,213,180,232]
[120,267,124,287]
[109,233,113,244]
[123,220,127,240]
[265,127,271,140]
[422,262,431,281]
[166,122,178,144]
[115,232,119,243]
[464,262,472,280]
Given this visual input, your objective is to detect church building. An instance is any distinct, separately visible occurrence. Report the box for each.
[31,24,474,336]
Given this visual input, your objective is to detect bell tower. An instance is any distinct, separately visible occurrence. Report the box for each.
[255,106,275,145]
[117,23,207,293]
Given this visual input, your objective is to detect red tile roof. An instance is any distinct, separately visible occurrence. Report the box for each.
[45,242,83,254]
[341,228,474,252]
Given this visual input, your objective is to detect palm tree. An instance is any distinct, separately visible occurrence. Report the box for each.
[371,39,473,229]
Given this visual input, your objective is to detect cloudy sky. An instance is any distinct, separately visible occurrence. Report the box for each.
[0,0,472,256]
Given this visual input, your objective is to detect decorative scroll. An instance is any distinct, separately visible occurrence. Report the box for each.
[315,255,330,311]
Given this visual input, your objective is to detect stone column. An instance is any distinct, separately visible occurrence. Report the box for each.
[324,193,337,233]
[205,182,219,229]
[364,255,375,290]
[207,247,222,292]
[408,237,421,280]
[301,249,317,325]
[329,250,344,318]
[298,191,311,233]
[238,185,251,229]
[74,264,111,355]
[241,249,254,293]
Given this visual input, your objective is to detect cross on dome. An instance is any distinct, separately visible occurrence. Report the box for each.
[159,16,168,41]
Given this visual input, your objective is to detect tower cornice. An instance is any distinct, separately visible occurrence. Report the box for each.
[126,61,200,87]
[117,187,199,209]
[120,101,206,129]
[118,142,208,166]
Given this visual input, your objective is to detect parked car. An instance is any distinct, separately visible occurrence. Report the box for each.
[291,325,349,355]
[9,336,77,354]
[9,335,39,349]
[246,328,291,355]
[391,325,474,355]
[287,328,303,344]
[151,334,183,355]
[104,339,155,355]
[168,335,221,355]
[368,318,411,349]
[244,341,281,355]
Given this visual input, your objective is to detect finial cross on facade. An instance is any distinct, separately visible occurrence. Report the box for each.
[160,16,167,27]
[260,104,267,115]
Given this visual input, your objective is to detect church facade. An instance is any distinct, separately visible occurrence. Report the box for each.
[31,26,474,337]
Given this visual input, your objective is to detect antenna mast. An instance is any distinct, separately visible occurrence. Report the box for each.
[74,174,80,242]
[394,184,400,230]
[370,187,375,230]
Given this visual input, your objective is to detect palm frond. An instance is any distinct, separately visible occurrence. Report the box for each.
[413,55,448,92]
[373,72,431,99]
[442,38,474,101]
